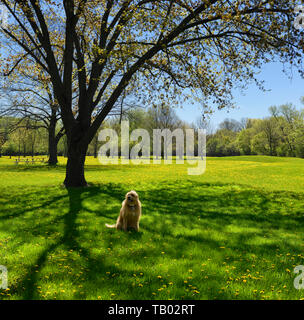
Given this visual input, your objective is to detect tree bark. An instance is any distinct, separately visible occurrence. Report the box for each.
[48,125,58,165]
[48,108,65,165]
[64,130,88,187]
[64,149,87,187]
[48,111,58,165]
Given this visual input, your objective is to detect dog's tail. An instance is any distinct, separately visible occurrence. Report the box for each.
[105,223,116,229]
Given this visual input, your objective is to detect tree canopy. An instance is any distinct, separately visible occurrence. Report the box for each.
[0,0,302,186]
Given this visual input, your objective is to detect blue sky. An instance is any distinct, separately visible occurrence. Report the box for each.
[176,61,303,129]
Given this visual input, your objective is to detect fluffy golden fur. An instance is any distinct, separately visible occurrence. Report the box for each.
[105,190,142,232]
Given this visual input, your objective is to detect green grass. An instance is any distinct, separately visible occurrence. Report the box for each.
[0,155,304,300]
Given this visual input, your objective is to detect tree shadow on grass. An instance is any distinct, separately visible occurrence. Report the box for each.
[20,187,87,299]
[19,187,105,299]
[18,184,135,300]
[139,181,304,234]
[3,180,304,299]
[136,181,304,269]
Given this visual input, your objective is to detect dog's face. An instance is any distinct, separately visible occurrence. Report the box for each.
[125,190,139,206]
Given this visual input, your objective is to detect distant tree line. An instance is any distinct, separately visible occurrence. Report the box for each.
[0,103,303,159]
[206,104,304,158]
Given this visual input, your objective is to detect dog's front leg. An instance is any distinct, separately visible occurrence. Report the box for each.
[122,218,128,231]
[134,222,139,232]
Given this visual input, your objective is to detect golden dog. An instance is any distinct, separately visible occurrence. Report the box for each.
[105,190,142,231]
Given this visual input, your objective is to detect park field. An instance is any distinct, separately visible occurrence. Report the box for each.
[0,155,304,300]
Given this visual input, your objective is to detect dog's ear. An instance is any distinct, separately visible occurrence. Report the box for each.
[131,190,138,197]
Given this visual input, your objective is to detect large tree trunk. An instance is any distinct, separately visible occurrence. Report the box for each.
[64,137,88,187]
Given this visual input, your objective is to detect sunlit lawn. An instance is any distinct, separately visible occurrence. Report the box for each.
[0,155,304,300]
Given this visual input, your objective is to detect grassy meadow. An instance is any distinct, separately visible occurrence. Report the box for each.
[0,155,304,300]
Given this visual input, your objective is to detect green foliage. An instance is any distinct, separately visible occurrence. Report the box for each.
[1,103,304,159]
[294,134,304,158]
[207,104,304,158]
[237,129,253,155]
[0,117,60,157]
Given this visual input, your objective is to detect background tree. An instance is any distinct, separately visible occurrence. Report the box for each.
[196,116,215,136]
[1,102,304,159]
[219,118,244,132]
[0,117,10,157]
[206,127,240,156]
[237,126,254,155]
[269,104,300,156]
[1,74,65,164]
